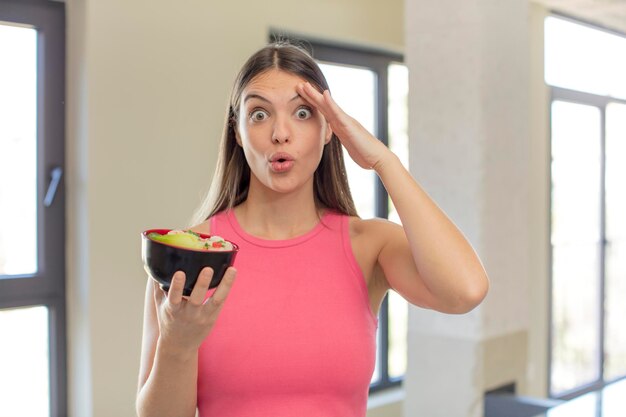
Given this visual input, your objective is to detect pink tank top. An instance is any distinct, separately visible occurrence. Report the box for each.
[196,210,378,417]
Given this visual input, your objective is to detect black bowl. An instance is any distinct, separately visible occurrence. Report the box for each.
[141,229,239,296]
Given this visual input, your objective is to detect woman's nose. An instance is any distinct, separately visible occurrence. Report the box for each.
[272,116,290,144]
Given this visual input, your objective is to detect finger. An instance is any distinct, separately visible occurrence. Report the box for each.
[188,267,214,305]
[204,267,237,309]
[322,89,344,117]
[167,271,186,306]
[299,82,346,126]
[297,82,325,110]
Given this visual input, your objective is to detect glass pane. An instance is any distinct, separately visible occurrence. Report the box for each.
[605,103,626,380]
[0,23,38,277]
[546,391,598,417]
[386,63,409,380]
[371,325,381,384]
[545,16,626,100]
[550,100,602,395]
[551,244,602,394]
[319,62,377,219]
[388,63,409,225]
[0,306,50,417]
[551,101,602,245]
[387,290,408,379]
[602,379,626,417]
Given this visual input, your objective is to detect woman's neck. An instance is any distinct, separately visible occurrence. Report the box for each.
[234,181,323,240]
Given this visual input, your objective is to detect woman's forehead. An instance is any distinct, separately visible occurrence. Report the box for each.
[243,69,307,97]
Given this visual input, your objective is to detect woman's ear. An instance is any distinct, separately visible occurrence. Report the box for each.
[324,123,333,144]
[232,119,243,146]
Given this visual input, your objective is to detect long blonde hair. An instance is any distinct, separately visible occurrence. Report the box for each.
[190,42,357,226]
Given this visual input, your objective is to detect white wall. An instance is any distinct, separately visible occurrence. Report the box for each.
[527,2,551,398]
[65,1,403,416]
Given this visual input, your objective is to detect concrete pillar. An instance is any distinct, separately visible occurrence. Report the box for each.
[403,1,531,416]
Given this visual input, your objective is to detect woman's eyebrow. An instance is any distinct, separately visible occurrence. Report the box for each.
[243,93,303,104]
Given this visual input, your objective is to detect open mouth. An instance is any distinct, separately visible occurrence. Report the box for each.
[269,153,295,172]
[269,152,294,163]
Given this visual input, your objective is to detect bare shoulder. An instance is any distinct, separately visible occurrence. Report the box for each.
[348,216,406,272]
[348,216,404,242]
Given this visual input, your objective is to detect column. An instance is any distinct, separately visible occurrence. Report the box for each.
[403,1,531,416]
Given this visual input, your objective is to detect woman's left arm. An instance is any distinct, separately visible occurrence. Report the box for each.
[299,82,489,314]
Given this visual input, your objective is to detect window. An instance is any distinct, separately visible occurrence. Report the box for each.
[274,36,409,392]
[0,1,66,416]
[546,15,626,399]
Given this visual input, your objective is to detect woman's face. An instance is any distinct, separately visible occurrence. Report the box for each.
[236,69,332,195]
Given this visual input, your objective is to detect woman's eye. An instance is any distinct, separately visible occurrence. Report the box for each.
[296,107,312,120]
[250,109,268,121]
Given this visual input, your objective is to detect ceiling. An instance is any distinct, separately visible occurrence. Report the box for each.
[533,0,626,34]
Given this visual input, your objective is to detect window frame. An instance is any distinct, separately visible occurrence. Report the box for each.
[0,1,67,416]
[548,86,626,400]
[269,32,405,393]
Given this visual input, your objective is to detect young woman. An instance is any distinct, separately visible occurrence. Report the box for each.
[137,42,489,417]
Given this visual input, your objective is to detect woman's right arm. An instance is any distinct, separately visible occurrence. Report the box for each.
[136,267,237,417]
